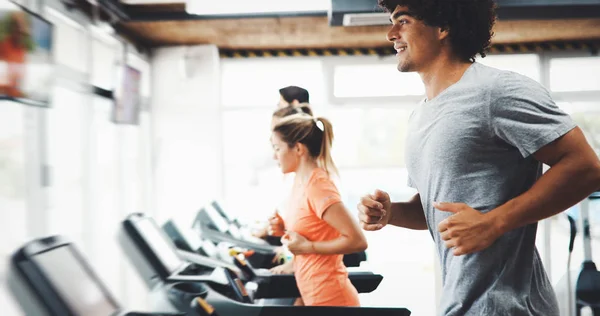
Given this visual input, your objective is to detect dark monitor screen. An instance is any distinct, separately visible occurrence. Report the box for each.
[136,218,186,275]
[33,246,119,316]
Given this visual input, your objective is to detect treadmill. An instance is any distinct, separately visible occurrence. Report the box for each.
[8,235,183,316]
[207,201,280,245]
[192,204,282,268]
[574,191,600,315]
[162,217,384,300]
[163,219,238,266]
[120,213,411,315]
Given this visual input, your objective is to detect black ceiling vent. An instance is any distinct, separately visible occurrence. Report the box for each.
[329,0,600,26]
[329,0,387,27]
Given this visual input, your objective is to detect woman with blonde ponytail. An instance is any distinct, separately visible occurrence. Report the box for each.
[269,114,368,307]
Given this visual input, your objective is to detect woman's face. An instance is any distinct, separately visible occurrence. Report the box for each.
[271,132,298,174]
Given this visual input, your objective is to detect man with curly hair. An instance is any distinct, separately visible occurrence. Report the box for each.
[357,0,600,315]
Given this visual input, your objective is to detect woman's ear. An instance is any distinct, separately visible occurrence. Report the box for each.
[294,143,305,156]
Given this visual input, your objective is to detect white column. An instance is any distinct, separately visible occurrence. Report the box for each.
[150,45,223,225]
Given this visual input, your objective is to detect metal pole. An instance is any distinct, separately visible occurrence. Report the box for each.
[580,197,592,262]
[543,219,552,282]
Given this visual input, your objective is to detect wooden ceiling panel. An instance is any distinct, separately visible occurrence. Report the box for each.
[124,3,186,13]
[493,18,600,43]
[120,16,600,49]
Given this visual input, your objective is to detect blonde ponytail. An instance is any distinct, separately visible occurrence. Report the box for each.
[315,117,338,177]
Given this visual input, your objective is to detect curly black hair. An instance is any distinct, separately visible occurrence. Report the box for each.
[378,0,496,62]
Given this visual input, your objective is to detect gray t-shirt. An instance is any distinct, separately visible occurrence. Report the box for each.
[405,62,576,316]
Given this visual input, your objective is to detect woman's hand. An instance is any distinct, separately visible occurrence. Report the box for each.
[269,260,294,275]
[282,231,313,255]
[268,212,285,237]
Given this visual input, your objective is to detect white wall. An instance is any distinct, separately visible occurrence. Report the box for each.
[150,45,223,226]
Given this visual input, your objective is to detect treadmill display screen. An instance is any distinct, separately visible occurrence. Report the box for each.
[136,219,186,274]
[227,223,243,240]
[212,201,232,222]
[34,247,119,316]
[205,205,230,233]
[180,224,203,251]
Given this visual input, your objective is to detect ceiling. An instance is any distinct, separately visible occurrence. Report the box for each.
[119,16,600,50]
[92,0,600,50]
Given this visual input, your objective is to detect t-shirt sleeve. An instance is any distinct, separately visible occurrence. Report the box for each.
[407,175,416,188]
[490,72,577,158]
[307,177,342,219]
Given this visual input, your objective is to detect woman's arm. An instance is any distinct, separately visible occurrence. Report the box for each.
[285,202,368,255]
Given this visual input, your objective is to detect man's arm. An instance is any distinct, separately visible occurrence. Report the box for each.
[437,127,600,256]
[491,127,600,232]
[388,194,428,230]
[358,191,427,231]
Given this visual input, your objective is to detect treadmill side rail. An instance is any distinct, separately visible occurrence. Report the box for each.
[252,272,383,299]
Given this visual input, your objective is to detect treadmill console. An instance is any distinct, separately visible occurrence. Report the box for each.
[121,213,214,288]
[9,236,183,316]
[198,206,230,234]
[163,220,218,259]
[210,201,233,223]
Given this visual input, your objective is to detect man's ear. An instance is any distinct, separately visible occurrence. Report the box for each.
[291,99,300,106]
[438,26,449,41]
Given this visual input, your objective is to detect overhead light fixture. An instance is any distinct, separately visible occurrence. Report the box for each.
[342,13,390,26]
[185,0,329,15]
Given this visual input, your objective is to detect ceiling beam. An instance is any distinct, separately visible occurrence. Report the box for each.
[120,16,600,49]
[123,3,186,13]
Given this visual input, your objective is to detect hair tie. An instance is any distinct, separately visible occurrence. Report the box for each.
[315,118,324,131]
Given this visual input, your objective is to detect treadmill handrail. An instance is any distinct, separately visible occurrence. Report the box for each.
[176,250,240,274]
[175,246,382,299]
[196,223,278,253]
[252,271,383,299]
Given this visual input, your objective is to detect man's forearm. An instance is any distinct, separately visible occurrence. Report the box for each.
[490,157,600,234]
[388,194,428,230]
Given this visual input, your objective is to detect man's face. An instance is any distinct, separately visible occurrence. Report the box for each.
[386,6,445,73]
